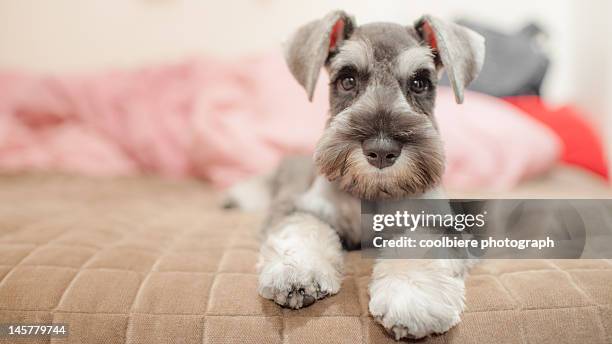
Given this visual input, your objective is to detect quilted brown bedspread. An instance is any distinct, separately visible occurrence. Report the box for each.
[0,174,611,344]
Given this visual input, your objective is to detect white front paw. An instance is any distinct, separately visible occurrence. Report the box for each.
[368,269,465,340]
[258,259,341,309]
[257,214,343,309]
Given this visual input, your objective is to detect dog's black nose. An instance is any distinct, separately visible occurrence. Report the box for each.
[362,138,402,169]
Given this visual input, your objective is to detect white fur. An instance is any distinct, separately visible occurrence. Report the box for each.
[295,177,338,223]
[368,259,472,340]
[257,213,344,308]
[330,39,373,73]
[394,46,435,79]
[325,84,378,128]
[224,174,271,211]
[295,176,361,242]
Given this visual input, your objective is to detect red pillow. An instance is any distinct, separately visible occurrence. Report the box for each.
[504,96,608,179]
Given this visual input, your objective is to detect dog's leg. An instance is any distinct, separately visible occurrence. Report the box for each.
[368,258,476,340]
[257,212,343,309]
[223,174,273,211]
[224,156,314,213]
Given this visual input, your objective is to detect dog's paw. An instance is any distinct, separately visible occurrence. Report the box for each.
[258,271,337,309]
[222,175,271,211]
[368,269,465,340]
[257,214,344,309]
[258,257,341,309]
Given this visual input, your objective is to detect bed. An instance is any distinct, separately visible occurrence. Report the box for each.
[0,167,611,344]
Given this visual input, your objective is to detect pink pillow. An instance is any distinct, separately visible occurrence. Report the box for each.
[435,87,561,190]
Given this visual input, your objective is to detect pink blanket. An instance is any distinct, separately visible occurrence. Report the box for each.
[0,53,560,190]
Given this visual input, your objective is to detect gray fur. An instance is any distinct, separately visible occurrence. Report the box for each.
[316,22,448,200]
[281,14,484,201]
[243,13,486,333]
[415,15,485,103]
[262,156,316,232]
[257,12,485,243]
[256,12,481,241]
[284,14,485,104]
[283,10,355,101]
[394,46,435,80]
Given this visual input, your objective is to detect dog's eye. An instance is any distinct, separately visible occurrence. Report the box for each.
[339,76,357,91]
[409,76,431,94]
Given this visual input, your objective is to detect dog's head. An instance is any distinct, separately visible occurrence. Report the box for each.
[285,11,485,200]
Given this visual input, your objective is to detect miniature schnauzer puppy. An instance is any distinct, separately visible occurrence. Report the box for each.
[228,10,484,340]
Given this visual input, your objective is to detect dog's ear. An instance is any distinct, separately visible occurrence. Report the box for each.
[415,15,485,104]
[284,10,355,101]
